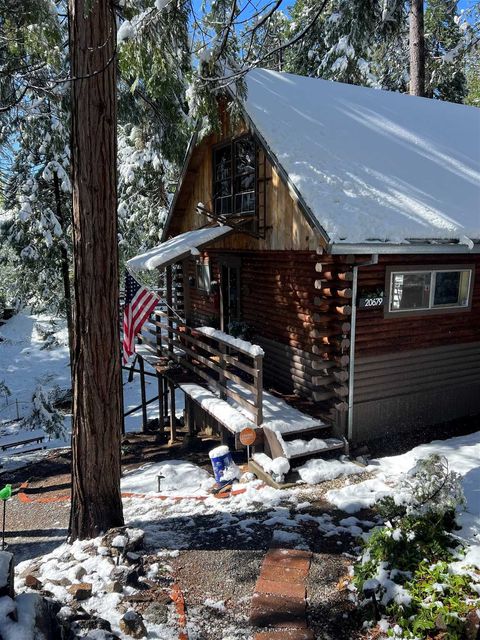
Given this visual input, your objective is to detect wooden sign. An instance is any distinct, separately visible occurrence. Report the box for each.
[239,428,256,446]
[358,296,385,309]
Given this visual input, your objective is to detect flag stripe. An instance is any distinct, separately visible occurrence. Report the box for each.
[122,271,160,365]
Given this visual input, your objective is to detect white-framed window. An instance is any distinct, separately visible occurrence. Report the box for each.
[196,261,211,293]
[386,266,473,315]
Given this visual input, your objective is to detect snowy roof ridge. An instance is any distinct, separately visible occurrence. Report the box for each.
[242,69,480,246]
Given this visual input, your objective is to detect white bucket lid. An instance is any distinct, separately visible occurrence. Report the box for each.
[209,445,230,459]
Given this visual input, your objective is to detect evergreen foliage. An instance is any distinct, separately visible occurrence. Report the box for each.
[23,384,66,439]
[353,455,478,639]
[425,0,467,101]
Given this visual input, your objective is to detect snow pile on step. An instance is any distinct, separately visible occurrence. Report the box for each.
[252,452,273,473]
[295,457,364,484]
[179,381,324,434]
[282,437,343,458]
[270,457,290,477]
[121,460,216,496]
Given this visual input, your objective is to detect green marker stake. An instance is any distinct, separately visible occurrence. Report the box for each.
[0,484,12,551]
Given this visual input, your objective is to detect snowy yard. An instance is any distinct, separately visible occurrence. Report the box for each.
[0,310,479,639]
[0,311,185,471]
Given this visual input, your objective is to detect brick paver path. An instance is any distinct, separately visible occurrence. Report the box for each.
[250,548,314,640]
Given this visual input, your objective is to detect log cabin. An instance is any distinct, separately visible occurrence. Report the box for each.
[127,69,480,469]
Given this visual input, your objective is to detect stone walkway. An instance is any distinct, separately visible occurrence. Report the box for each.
[250,548,314,640]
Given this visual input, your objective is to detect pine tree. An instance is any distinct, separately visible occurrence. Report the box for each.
[285,0,329,76]
[465,47,480,106]
[68,0,124,540]
[243,10,290,72]
[424,0,467,102]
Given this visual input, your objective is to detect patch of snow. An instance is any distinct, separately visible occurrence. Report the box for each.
[117,20,134,44]
[270,457,290,476]
[296,457,364,484]
[282,437,343,457]
[252,452,273,473]
[196,326,264,357]
[121,460,216,497]
[327,430,480,567]
[127,226,232,272]
[0,594,38,640]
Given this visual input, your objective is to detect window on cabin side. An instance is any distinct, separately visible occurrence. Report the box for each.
[213,137,256,217]
[388,268,472,313]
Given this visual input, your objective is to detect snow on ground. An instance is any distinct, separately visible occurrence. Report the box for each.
[121,460,216,496]
[326,429,480,568]
[0,312,71,470]
[295,457,364,484]
[0,311,185,470]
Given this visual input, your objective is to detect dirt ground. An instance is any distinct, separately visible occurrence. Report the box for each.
[1,434,380,638]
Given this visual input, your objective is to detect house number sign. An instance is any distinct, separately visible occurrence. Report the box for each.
[358,296,385,309]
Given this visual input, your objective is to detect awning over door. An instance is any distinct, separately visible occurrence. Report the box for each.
[126,225,233,272]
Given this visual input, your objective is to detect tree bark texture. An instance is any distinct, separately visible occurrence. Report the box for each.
[409,0,425,96]
[68,0,124,539]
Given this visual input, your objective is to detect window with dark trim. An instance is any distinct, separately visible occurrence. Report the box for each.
[385,266,474,316]
[213,136,257,217]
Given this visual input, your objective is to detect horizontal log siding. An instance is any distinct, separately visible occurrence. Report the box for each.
[355,254,480,357]
[187,257,221,327]
[351,254,480,442]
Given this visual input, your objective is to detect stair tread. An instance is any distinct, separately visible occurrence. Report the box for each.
[272,422,330,437]
[281,437,344,459]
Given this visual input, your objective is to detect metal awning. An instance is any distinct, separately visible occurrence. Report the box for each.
[126,225,233,272]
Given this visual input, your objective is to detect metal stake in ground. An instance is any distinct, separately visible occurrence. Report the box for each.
[0,484,12,550]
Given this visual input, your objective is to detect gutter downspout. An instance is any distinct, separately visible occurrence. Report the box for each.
[347,255,378,442]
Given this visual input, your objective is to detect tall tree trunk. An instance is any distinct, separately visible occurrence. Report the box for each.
[53,172,73,363]
[409,0,425,96]
[68,0,124,539]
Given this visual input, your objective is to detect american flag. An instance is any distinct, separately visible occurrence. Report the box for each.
[122,271,160,364]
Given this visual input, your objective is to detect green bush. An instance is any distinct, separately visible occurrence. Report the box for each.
[353,455,479,639]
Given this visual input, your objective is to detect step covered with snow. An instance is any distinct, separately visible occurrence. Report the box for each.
[178,381,328,437]
[263,425,345,461]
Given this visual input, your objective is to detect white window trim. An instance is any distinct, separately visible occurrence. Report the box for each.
[386,266,474,316]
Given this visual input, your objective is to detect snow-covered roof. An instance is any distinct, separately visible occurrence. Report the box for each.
[127,225,232,271]
[243,69,480,245]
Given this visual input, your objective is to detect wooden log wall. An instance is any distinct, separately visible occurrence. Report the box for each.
[185,249,353,426]
[186,255,221,326]
[355,254,480,357]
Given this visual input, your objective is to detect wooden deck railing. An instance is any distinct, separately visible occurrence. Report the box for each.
[141,310,264,426]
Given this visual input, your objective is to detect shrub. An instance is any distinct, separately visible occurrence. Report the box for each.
[22,384,66,439]
[353,455,478,639]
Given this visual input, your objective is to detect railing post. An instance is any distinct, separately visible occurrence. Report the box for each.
[254,353,263,426]
[157,373,164,436]
[218,341,227,400]
[168,381,176,445]
[166,266,174,356]
[155,310,162,357]
[139,355,148,433]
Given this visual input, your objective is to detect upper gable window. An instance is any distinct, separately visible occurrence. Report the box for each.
[213,136,257,217]
[386,266,473,316]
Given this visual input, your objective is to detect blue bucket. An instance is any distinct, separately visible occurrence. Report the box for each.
[209,445,234,483]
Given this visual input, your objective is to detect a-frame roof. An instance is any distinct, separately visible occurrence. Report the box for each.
[166,69,480,252]
[243,69,480,248]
